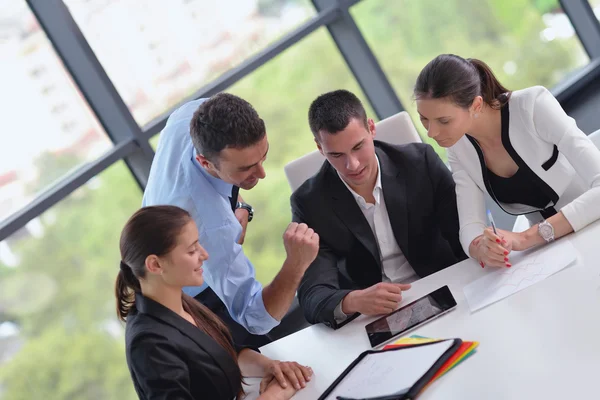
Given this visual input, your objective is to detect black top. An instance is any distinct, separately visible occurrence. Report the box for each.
[468,100,558,219]
[125,293,241,400]
[486,167,552,210]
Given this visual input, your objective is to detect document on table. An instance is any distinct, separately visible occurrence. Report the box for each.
[463,238,577,312]
[323,340,454,400]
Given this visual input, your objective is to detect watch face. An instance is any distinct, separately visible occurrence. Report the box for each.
[539,224,553,238]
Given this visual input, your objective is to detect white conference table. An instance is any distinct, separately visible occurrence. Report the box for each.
[245,219,600,399]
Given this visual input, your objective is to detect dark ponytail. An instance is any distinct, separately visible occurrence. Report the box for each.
[116,260,141,322]
[468,58,511,109]
[116,205,244,397]
[414,54,511,110]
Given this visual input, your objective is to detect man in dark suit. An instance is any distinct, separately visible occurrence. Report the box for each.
[291,90,466,329]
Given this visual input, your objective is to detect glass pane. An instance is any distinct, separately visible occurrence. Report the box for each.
[0,1,112,226]
[0,161,142,400]
[352,0,590,161]
[226,28,375,284]
[150,133,160,150]
[590,0,600,20]
[64,0,316,127]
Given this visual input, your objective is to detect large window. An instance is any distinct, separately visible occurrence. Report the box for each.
[590,0,600,20]
[226,27,375,284]
[0,161,141,400]
[64,0,316,126]
[0,1,112,226]
[352,0,589,160]
[150,132,160,150]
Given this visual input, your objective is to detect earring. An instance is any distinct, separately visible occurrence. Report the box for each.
[474,113,479,119]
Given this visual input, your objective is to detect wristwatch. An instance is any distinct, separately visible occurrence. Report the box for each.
[537,220,555,243]
[235,201,254,222]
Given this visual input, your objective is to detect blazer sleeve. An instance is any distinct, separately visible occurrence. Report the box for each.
[530,87,600,232]
[447,147,488,257]
[423,144,467,260]
[291,194,357,329]
[129,333,194,400]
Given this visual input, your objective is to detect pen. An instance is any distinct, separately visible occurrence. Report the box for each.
[487,209,510,269]
[486,209,497,235]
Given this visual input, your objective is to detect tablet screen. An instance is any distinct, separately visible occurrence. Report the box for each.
[365,285,456,348]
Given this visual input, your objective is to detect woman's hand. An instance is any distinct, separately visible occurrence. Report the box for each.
[471,228,511,268]
[259,360,313,393]
[471,228,529,268]
[496,228,527,252]
[258,376,298,400]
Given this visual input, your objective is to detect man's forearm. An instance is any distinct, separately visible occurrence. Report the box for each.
[262,259,305,321]
[340,291,359,315]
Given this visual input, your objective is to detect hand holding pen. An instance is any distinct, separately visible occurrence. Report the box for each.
[473,210,513,269]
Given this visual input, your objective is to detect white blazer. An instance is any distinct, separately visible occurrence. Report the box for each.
[448,86,600,255]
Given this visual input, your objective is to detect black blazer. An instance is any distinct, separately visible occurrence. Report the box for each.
[291,142,466,329]
[125,293,241,400]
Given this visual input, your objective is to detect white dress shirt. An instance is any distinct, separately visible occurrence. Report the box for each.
[334,156,418,321]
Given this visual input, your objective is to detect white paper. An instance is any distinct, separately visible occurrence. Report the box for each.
[324,340,454,400]
[463,239,577,312]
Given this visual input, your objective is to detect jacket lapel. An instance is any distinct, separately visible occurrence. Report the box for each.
[135,293,238,396]
[325,163,381,268]
[377,145,410,257]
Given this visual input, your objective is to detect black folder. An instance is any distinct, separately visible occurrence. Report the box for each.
[318,338,462,400]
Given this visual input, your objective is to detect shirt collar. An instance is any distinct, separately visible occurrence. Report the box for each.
[337,155,382,206]
[191,149,233,199]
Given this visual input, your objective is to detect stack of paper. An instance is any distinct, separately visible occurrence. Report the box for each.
[383,335,478,390]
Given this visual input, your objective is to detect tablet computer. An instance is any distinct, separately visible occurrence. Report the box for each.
[365,285,457,348]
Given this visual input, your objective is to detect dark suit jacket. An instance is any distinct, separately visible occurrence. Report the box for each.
[291,142,466,329]
[125,293,241,400]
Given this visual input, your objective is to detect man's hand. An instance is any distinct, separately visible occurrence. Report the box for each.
[282,222,319,273]
[342,282,412,315]
[234,207,249,245]
[260,223,319,321]
[259,360,313,393]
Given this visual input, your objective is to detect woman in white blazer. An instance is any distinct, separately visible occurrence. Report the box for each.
[413,54,600,268]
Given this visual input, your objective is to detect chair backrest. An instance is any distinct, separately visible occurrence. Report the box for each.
[284,111,422,192]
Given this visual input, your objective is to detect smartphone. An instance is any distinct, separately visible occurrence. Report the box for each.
[365,285,457,348]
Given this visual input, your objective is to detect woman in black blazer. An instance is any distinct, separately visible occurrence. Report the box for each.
[116,205,313,399]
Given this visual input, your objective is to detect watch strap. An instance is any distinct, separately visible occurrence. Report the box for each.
[236,202,254,222]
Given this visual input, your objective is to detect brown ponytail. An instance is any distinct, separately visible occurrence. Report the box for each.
[414,54,511,109]
[116,261,142,322]
[117,205,244,397]
[467,58,511,109]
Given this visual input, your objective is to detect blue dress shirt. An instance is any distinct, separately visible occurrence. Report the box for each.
[142,99,278,334]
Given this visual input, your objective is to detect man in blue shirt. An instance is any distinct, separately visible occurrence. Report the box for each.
[143,93,319,343]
